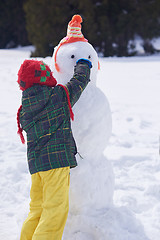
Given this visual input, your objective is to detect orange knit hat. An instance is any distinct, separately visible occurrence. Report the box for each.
[54,15,88,72]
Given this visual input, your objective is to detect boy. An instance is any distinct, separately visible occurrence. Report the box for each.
[17,58,92,240]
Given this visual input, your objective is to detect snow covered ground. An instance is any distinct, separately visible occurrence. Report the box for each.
[98,56,160,240]
[0,46,160,240]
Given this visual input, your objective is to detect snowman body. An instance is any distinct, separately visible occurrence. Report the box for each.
[52,41,114,212]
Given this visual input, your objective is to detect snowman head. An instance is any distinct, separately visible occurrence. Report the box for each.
[52,15,100,85]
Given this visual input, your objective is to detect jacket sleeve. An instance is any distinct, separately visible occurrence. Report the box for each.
[64,61,91,107]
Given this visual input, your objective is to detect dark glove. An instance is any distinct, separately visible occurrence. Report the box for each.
[76,58,92,69]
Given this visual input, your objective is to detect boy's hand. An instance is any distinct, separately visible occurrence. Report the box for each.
[76,58,92,69]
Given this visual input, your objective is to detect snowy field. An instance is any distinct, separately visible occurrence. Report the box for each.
[0,46,160,240]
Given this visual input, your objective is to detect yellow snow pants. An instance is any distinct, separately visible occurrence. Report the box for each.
[20,167,70,240]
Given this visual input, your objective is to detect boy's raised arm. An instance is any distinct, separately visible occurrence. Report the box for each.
[64,59,92,106]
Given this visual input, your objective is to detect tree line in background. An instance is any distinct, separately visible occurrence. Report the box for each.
[1,0,160,57]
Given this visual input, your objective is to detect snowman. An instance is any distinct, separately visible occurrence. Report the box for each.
[52,15,114,214]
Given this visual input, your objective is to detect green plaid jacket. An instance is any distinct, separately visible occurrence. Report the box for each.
[20,62,90,174]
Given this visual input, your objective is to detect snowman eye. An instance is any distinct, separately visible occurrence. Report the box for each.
[88,55,91,59]
[71,55,75,58]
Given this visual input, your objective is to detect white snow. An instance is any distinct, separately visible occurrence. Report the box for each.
[128,36,160,55]
[151,37,160,51]
[52,41,114,217]
[128,36,145,55]
[0,47,160,240]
